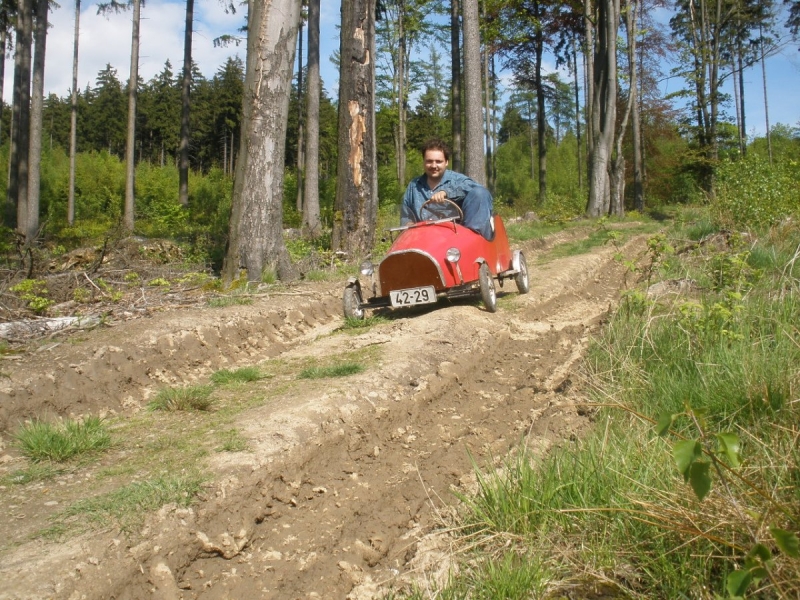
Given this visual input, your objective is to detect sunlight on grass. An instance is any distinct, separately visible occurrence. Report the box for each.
[58,473,204,532]
[148,385,214,411]
[210,366,268,385]
[14,416,112,463]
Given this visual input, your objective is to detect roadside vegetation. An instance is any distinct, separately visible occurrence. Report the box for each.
[394,155,800,598]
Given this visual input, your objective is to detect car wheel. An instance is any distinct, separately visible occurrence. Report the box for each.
[343,285,365,320]
[515,251,530,294]
[478,263,497,313]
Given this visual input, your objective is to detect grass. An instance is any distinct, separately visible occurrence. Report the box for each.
[210,366,269,385]
[214,428,249,452]
[402,209,800,599]
[207,295,253,308]
[148,384,215,411]
[14,416,112,462]
[341,314,391,330]
[59,473,204,532]
[299,361,365,379]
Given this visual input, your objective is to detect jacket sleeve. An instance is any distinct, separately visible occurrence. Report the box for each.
[443,172,478,201]
[400,181,417,225]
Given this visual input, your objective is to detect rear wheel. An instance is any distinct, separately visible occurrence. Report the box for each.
[478,263,497,313]
[515,252,530,294]
[343,285,365,320]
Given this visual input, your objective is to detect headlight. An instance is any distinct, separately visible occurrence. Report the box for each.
[446,248,461,263]
[359,261,374,276]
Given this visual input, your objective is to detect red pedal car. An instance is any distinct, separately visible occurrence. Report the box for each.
[343,199,530,319]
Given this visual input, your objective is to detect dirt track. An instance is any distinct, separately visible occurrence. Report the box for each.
[0,229,644,599]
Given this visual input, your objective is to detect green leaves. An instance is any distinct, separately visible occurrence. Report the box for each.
[657,409,742,502]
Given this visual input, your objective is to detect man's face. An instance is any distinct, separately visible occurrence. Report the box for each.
[423,150,448,180]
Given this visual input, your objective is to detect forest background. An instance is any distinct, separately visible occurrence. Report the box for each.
[0,0,799,275]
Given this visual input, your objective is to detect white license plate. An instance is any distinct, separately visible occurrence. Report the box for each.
[390,286,437,307]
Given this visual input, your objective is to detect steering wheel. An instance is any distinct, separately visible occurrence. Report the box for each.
[419,198,464,223]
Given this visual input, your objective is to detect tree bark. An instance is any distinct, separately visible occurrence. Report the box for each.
[295,16,304,212]
[573,33,582,192]
[68,0,80,226]
[629,0,644,212]
[26,0,48,243]
[462,0,485,184]
[332,0,378,257]
[222,0,300,284]
[586,0,618,217]
[450,0,462,172]
[178,0,193,207]
[124,0,141,232]
[397,1,407,187]
[11,0,33,236]
[302,0,321,237]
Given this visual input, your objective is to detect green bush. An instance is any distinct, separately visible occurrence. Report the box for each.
[713,155,800,229]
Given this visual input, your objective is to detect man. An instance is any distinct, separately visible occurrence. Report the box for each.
[400,139,494,240]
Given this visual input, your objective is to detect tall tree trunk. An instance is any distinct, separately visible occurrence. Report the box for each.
[178,0,193,207]
[586,0,618,216]
[760,28,772,165]
[68,0,80,226]
[302,0,321,237]
[0,20,7,144]
[737,47,746,156]
[222,0,300,284]
[462,0,485,184]
[483,45,491,189]
[26,0,48,243]
[396,1,407,187]
[610,0,635,217]
[296,17,304,212]
[450,0,462,172]
[583,0,595,189]
[332,0,378,256]
[11,0,33,235]
[629,0,643,212]
[533,2,546,205]
[124,0,141,232]
[573,33,582,192]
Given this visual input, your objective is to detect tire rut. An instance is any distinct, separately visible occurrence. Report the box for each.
[2,234,644,600]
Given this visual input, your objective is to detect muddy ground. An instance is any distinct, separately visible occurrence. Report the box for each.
[0,228,645,599]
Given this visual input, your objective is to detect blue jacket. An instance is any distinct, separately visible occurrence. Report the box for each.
[400,170,481,225]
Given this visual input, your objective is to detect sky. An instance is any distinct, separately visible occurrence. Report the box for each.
[3,0,799,138]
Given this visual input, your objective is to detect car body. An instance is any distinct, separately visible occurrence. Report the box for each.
[343,201,529,318]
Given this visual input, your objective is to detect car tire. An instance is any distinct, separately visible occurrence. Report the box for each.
[343,285,365,320]
[515,251,530,294]
[478,263,497,313]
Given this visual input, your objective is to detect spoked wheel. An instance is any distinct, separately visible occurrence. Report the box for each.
[343,285,365,320]
[478,263,497,313]
[515,251,530,294]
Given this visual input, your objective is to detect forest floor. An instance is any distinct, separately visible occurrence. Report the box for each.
[0,225,648,599]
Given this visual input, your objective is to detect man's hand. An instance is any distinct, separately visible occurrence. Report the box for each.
[429,190,448,203]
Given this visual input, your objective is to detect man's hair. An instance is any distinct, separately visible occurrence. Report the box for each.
[421,139,450,161]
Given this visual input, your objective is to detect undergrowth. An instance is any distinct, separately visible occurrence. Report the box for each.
[401,209,800,599]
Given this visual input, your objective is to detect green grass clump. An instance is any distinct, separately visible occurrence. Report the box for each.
[210,366,268,385]
[14,416,112,463]
[149,385,214,411]
[59,473,204,532]
[299,362,364,379]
